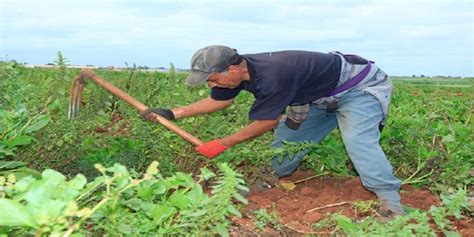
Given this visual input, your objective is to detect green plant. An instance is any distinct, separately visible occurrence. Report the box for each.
[0,103,51,174]
[312,188,471,236]
[253,204,281,231]
[54,50,69,80]
[2,66,472,215]
[0,162,248,236]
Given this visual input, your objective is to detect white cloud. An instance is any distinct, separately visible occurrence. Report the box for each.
[0,0,472,76]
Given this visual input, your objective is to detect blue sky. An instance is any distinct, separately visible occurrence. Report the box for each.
[0,0,473,76]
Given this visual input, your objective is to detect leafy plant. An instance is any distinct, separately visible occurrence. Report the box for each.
[312,188,471,236]
[0,162,248,236]
[253,204,281,231]
[54,50,69,80]
[0,105,50,167]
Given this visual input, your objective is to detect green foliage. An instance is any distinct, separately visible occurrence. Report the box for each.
[0,107,50,159]
[0,104,50,178]
[0,61,23,106]
[0,162,248,236]
[385,80,473,190]
[275,139,353,176]
[1,65,472,203]
[312,188,471,236]
[253,204,281,231]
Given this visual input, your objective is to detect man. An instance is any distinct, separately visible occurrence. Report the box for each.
[145,45,404,217]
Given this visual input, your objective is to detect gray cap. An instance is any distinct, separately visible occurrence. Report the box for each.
[186,45,240,86]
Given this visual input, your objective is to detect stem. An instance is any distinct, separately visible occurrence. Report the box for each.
[34,229,43,237]
[293,172,330,184]
[403,170,433,185]
[64,174,148,236]
[306,201,349,213]
[464,110,472,127]
[63,196,111,237]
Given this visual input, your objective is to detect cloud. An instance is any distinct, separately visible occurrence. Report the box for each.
[0,0,472,76]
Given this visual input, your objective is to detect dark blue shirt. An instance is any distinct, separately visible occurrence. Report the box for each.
[211,51,341,120]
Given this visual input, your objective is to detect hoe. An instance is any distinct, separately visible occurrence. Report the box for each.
[68,68,204,146]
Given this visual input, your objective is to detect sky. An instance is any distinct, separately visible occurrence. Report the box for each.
[0,0,473,77]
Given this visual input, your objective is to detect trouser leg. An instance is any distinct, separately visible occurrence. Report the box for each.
[271,106,337,177]
[336,90,403,214]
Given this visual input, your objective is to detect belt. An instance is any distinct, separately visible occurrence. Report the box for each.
[327,62,372,97]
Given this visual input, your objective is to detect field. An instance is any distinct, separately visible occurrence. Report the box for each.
[1,61,473,236]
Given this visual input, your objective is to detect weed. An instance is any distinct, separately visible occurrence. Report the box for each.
[312,188,471,236]
[0,162,248,236]
[253,203,281,231]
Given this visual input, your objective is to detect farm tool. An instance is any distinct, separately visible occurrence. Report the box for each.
[68,68,204,146]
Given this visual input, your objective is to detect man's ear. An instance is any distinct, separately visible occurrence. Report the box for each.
[228,65,239,72]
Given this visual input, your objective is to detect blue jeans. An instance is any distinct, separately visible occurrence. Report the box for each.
[271,89,403,212]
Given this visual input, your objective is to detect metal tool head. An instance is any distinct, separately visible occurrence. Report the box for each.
[68,75,87,119]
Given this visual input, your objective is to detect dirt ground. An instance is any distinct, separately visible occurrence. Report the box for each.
[230,170,473,236]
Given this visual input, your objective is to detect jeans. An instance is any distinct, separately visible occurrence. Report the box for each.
[271,89,403,212]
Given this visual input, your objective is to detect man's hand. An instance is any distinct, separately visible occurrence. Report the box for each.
[195,140,228,159]
[141,108,175,120]
[80,68,96,78]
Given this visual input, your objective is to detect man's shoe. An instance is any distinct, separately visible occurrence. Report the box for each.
[377,201,405,221]
[241,167,280,197]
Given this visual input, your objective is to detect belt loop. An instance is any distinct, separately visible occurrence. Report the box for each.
[326,101,338,113]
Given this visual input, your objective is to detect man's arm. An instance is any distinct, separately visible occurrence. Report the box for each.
[172,97,234,119]
[220,116,282,147]
[194,115,282,159]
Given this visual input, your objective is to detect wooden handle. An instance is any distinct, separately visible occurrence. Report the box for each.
[80,69,204,146]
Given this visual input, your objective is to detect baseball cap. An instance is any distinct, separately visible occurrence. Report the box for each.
[186,45,240,86]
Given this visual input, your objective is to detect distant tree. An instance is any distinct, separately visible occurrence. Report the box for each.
[420,74,425,78]
[412,74,416,77]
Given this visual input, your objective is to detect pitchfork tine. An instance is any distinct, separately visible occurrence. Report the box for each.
[68,76,85,119]
[75,81,84,117]
[68,77,77,119]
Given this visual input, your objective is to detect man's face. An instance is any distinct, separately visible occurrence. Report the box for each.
[206,68,242,89]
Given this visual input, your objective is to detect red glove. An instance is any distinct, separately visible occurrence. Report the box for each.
[195,140,228,159]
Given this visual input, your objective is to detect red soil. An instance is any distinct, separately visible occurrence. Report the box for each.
[231,170,473,236]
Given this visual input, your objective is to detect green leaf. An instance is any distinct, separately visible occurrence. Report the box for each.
[69,174,87,190]
[199,167,216,181]
[151,204,176,224]
[169,191,191,209]
[47,99,61,111]
[117,224,133,235]
[137,186,154,200]
[14,176,36,192]
[442,134,455,143]
[0,160,26,169]
[226,205,242,218]
[182,209,207,217]
[152,182,167,195]
[215,223,229,237]
[5,135,32,147]
[24,115,50,134]
[443,230,461,237]
[334,215,357,234]
[233,193,248,205]
[0,199,35,227]
[237,184,249,192]
[125,198,142,211]
[42,169,66,184]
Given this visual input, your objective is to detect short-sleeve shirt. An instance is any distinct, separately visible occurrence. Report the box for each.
[211,51,341,120]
